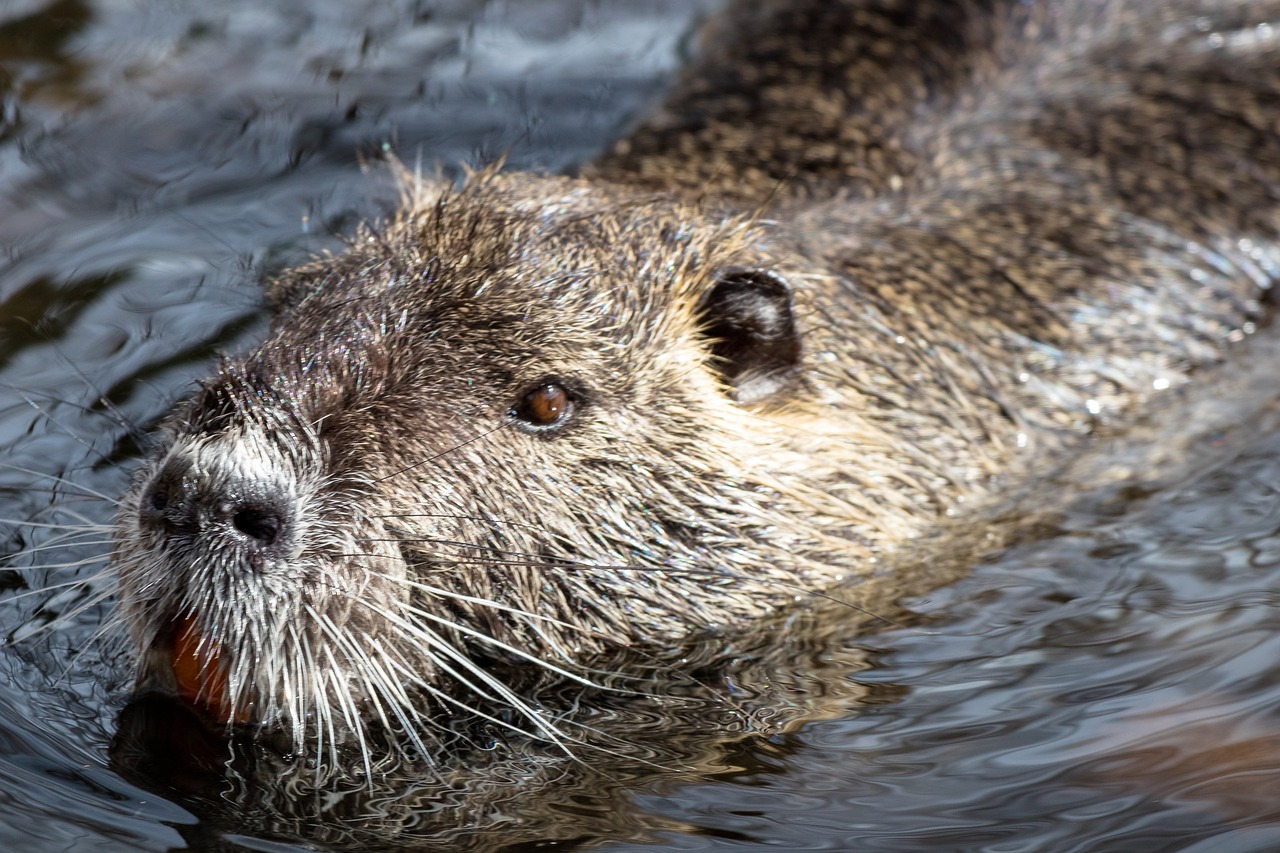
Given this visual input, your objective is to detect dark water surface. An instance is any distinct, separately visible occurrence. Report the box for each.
[5,1,1280,851]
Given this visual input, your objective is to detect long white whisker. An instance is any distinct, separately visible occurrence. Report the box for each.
[56,606,129,683]
[284,622,306,750]
[307,607,379,779]
[366,597,606,691]
[0,516,113,534]
[364,569,592,636]
[320,618,397,737]
[394,657,579,752]
[0,464,122,505]
[360,638,435,761]
[300,630,338,772]
[2,551,114,578]
[376,511,545,535]
[361,606,572,749]
[2,568,107,603]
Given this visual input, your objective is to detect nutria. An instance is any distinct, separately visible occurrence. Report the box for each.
[113,0,1280,762]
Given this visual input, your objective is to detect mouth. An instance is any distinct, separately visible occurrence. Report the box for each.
[141,612,253,726]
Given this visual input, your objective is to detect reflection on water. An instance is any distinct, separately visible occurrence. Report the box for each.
[5,0,1280,851]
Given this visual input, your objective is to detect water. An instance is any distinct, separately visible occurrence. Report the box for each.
[5,1,1280,850]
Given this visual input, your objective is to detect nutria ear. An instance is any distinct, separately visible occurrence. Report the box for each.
[697,268,801,404]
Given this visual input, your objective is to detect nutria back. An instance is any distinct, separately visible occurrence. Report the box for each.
[113,0,1280,761]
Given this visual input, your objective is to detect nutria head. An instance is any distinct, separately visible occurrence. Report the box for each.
[112,172,889,754]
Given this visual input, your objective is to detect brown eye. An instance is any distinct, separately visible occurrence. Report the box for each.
[511,382,574,429]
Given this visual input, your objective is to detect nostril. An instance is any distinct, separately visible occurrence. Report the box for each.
[137,453,294,562]
[139,480,184,533]
[232,505,283,546]
[144,487,169,514]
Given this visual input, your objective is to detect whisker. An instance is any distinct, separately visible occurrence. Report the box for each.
[373,511,545,535]
[376,640,656,770]
[372,424,507,484]
[356,544,914,630]
[319,620,398,736]
[300,629,339,772]
[0,463,123,506]
[2,570,110,608]
[363,596,608,691]
[283,622,306,749]
[363,569,594,635]
[55,604,129,683]
[0,515,113,534]
[319,639,375,784]
[383,615,573,749]
[401,664,578,754]
[360,638,435,761]
[0,382,141,462]
[1,541,115,567]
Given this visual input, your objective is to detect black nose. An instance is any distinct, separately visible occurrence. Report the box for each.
[137,460,293,564]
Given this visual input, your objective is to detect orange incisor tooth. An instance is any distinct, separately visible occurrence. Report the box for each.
[172,613,247,724]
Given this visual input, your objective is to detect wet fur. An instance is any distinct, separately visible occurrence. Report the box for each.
[115,0,1280,760]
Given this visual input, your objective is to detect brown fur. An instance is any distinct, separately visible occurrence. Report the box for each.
[114,0,1280,757]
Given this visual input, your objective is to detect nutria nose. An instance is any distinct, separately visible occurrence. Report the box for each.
[137,460,293,561]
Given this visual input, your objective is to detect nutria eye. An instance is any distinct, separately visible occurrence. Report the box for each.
[511,382,574,429]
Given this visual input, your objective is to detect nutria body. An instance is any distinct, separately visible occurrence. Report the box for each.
[114,0,1280,757]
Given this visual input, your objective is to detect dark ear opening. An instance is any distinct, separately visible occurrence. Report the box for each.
[697,267,801,404]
